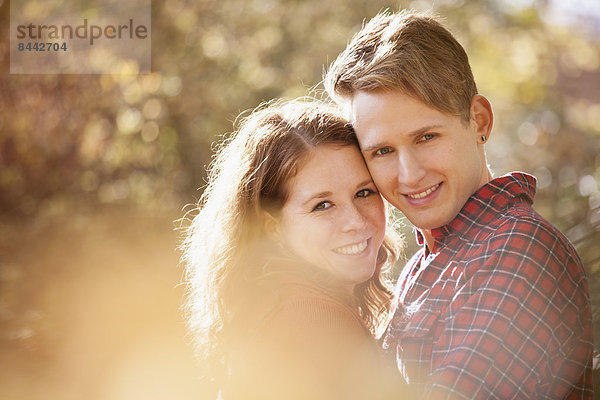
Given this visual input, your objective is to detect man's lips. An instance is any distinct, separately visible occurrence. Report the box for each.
[403,183,441,199]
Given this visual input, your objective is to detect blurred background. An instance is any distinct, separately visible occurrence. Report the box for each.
[1,0,599,398]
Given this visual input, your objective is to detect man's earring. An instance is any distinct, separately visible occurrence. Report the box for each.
[480,135,487,143]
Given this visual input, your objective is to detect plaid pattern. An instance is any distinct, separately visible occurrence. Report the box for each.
[383,172,594,399]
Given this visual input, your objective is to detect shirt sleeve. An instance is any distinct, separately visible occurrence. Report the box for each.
[424,216,594,400]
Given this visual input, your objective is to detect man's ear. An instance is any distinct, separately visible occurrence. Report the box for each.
[262,210,280,241]
[470,95,493,141]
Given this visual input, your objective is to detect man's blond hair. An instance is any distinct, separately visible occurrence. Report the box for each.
[325,10,477,122]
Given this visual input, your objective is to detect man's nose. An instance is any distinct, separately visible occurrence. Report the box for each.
[396,149,426,188]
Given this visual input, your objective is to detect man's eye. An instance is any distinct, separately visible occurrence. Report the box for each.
[419,133,436,142]
[374,147,392,156]
[356,189,375,198]
[313,201,332,211]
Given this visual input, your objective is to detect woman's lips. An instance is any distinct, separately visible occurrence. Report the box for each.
[332,239,369,255]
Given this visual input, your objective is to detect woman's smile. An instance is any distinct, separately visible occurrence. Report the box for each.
[332,238,370,256]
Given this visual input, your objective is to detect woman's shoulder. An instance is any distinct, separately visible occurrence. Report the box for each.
[257,275,371,341]
[231,274,403,400]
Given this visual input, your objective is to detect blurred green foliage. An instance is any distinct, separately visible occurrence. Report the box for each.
[1,0,599,391]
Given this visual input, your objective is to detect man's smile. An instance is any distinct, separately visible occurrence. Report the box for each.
[404,183,441,199]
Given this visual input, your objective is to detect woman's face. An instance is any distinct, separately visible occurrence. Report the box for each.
[276,144,386,293]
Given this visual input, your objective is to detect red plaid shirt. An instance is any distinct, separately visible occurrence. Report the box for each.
[383,172,594,399]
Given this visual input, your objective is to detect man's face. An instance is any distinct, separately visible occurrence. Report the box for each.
[350,89,491,231]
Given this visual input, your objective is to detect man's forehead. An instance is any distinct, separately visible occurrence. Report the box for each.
[350,90,453,133]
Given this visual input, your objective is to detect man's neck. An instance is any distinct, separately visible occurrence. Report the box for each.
[420,171,494,252]
[422,229,435,252]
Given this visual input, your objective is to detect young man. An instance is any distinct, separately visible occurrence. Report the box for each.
[325,10,593,399]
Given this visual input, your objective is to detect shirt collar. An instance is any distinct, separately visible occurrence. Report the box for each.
[415,172,537,248]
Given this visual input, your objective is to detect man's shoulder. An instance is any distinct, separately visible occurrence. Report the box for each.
[479,202,573,250]
[475,203,586,284]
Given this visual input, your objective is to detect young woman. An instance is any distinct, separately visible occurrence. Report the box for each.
[180,99,405,399]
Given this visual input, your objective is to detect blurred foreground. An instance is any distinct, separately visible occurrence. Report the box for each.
[0,206,209,400]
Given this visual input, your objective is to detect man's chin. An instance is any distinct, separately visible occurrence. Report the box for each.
[405,215,452,231]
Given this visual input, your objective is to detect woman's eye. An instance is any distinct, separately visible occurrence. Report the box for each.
[356,189,375,198]
[374,147,392,156]
[312,201,332,211]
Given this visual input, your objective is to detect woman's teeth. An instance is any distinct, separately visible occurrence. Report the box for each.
[333,240,368,255]
[407,183,440,199]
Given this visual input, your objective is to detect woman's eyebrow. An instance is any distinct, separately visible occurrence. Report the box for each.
[355,179,373,189]
[302,191,332,206]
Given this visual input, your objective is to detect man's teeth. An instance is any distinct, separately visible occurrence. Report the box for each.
[407,184,440,199]
[333,240,368,255]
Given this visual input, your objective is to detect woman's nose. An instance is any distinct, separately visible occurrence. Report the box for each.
[340,203,368,233]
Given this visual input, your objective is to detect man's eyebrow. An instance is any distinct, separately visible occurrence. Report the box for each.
[360,124,443,152]
[361,142,388,153]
